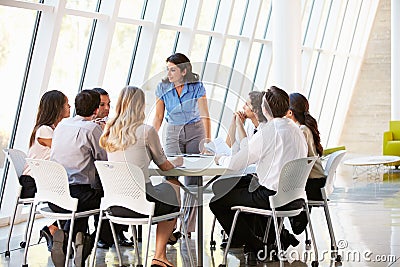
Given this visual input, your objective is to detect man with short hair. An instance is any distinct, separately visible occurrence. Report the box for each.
[210,86,308,264]
[50,90,107,267]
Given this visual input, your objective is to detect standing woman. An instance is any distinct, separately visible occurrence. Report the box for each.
[287,93,325,200]
[100,86,183,267]
[20,90,70,251]
[153,53,211,240]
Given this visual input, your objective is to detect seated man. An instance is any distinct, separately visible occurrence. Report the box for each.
[209,86,307,264]
[50,90,109,267]
[212,90,267,249]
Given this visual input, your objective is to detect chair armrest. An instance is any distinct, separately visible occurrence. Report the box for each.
[322,146,346,157]
[383,131,393,143]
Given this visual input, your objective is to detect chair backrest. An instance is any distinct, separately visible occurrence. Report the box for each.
[26,158,78,211]
[3,148,27,178]
[323,150,346,196]
[270,157,317,209]
[95,161,155,216]
[390,121,400,140]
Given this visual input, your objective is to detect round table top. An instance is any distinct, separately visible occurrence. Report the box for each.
[344,155,400,166]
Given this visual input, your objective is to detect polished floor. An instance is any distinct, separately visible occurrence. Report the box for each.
[1,155,400,267]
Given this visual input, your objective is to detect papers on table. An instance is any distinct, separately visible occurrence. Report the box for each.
[204,137,232,156]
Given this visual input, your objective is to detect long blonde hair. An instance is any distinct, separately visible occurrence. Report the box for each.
[100,86,145,152]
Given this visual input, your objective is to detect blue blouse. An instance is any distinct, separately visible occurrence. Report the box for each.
[156,81,206,125]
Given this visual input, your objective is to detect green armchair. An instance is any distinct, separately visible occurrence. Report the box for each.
[383,121,400,156]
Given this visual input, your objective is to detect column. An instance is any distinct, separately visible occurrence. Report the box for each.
[271,0,301,93]
[392,0,400,120]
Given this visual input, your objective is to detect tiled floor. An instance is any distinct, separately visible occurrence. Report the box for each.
[1,155,400,266]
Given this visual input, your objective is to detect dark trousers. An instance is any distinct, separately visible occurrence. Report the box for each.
[209,185,276,252]
[48,184,110,242]
[305,177,327,201]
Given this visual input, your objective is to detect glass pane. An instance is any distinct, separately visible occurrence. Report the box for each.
[118,0,144,19]
[245,42,262,83]
[197,0,219,31]
[147,29,176,88]
[337,1,362,53]
[227,0,247,35]
[0,6,36,166]
[102,23,139,101]
[218,39,237,86]
[319,1,344,50]
[302,0,324,47]
[189,34,209,66]
[66,0,98,11]
[161,0,184,25]
[254,0,271,39]
[47,15,93,104]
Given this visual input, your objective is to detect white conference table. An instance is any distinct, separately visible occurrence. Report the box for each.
[149,156,255,267]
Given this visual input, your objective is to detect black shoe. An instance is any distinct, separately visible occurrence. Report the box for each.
[97,239,110,249]
[167,231,181,246]
[39,226,53,252]
[220,241,243,249]
[289,211,309,235]
[51,230,67,267]
[281,229,300,251]
[118,231,134,247]
[74,232,92,267]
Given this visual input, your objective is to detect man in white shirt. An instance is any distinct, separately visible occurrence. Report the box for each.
[50,90,108,267]
[210,86,307,264]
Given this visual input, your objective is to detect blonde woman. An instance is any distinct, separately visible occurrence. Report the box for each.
[100,86,182,267]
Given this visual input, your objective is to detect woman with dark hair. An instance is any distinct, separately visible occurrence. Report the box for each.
[153,53,211,242]
[21,90,70,251]
[287,92,325,200]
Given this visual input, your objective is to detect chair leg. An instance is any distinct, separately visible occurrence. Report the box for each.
[323,200,341,261]
[109,220,123,266]
[220,210,240,267]
[131,225,142,267]
[23,203,34,248]
[210,216,217,249]
[272,210,284,260]
[22,204,37,267]
[305,204,319,264]
[65,218,75,267]
[180,214,195,267]
[90,211,104,267]
[5,197,20,256]
[144,220,153,267]
[262,217,271,243]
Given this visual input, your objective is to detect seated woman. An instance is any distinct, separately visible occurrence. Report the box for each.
[99,86,183,267]
[286,92,326,234]
[20,90,70,251]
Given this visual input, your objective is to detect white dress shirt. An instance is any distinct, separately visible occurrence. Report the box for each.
[218,117,307,191]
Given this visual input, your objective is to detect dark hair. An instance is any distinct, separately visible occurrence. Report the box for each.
[249,91,267,123]
[92,87,108,96]
[162,53,199,83]
[29,90,67,147]
[263,86,289,118]
[75,90,100,117]
[289,93,323,156]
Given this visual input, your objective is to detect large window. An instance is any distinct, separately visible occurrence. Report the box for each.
[0,0,380,210]
[0,5,37,167]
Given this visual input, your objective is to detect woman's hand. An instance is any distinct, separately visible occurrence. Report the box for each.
[235,111,246,125]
